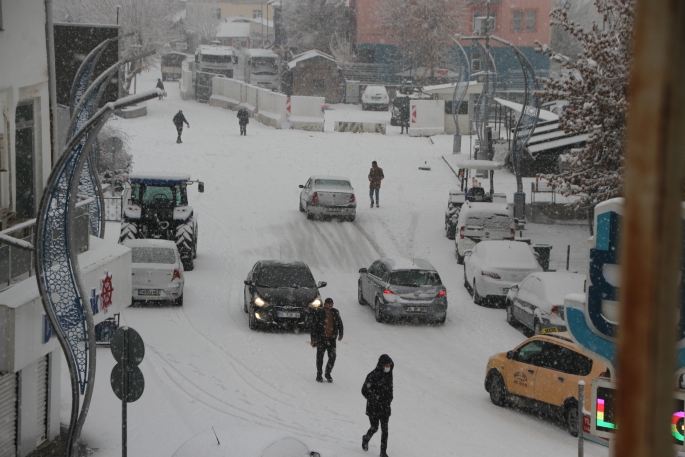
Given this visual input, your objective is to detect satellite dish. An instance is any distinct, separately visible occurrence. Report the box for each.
[103,136,124,154]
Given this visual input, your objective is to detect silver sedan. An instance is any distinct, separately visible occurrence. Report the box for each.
[299,175,357,221]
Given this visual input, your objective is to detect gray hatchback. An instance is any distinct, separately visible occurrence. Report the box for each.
[357,258,447,324]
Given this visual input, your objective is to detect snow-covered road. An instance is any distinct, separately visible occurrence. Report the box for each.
[66,70,605,457]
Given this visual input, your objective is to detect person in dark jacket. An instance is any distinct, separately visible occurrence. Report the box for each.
[173,110,189,143]
[156,78,165,100]
[399,103,409,134]
[237,107,249,135]
[368,161,385,208]
[361,354,394,457]
[309,298,343,383]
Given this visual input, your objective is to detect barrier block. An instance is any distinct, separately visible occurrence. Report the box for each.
[256,89,288,129]
[335,122,386,134]
[180,68,194,100]
[408,100,445,137]
[290,96,325,132]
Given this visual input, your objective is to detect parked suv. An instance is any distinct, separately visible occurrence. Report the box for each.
[455,201,514,264]
[119,172,204,271]
[361,85,389,111]
[357,258,447,324]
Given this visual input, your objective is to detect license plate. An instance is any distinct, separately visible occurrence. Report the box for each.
[326,208,342,212]
[540,327,559,334]
[502,287,510,294]
[406,306,427,313]
[138,289,160,296]
[277,311,300,318]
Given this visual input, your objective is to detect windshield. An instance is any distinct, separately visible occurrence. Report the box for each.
[131,184,185,206]
[465,214,511,230]
[131,247,176,264]
[256,266,316,288]
[314,179,351,188]
[201,54,233,63]
[389,270,442,287]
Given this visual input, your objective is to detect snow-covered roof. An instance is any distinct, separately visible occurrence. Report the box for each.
[453,159,503,170]
[384,257,436,271]
[197,45,237,56]
[527,133,589,154]
[216,21,251,39]
[128,172,191,184]
[462,202,510,214]
[310,175,351,182]
[528,129,580,146]
[243,48,278,58]
[287,50,337,69]
[494,97,558,122]
[122,239,178,250]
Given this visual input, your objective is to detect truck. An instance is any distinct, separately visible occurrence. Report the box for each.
[243,49,280,90]
[194,44,239,102]
[118,173,204,271]
[161,52,187,81]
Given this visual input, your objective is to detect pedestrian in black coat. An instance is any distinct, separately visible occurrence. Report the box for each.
[310,298,343,382]
[361,354,394,457]
[237,108,249,135]
[173,110,189,143]
[156,78,165,100]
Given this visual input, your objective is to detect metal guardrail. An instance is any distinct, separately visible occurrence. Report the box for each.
[0,198,92,288]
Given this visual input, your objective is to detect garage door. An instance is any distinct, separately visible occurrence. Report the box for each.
[0,372,17,457]
[36,356,48,445]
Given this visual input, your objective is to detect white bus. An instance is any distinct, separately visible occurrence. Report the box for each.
[243,49,280,90]
[195,45,239,78]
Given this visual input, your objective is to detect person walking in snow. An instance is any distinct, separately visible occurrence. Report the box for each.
[309,298,343,383]
[368,161,384,208]
[237,107,249,135]
[361,354,394,457]
[156,78,165,100]
[399,103,409,134]
[173,110,190,144]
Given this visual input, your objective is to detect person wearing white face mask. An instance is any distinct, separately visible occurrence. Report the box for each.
[361,354,394,457]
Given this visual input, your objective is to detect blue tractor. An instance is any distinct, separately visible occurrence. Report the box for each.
[119,172,204,270]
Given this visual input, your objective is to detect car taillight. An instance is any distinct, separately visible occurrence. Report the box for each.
[350,194,355,203]
[460,226,465,239]
[550,305,559,315]
[312,192,319,203]
[383,289,394,295]
[172,269,181,281]
[510,228,515,241]
[436,290,446,298]
[481,271,501,279]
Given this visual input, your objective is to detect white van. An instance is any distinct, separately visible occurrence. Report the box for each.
[455,202,514,264]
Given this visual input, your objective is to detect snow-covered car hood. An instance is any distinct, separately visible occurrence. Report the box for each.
[254,285,319,307]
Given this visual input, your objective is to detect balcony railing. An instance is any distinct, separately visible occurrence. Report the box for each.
[0,198,93,289]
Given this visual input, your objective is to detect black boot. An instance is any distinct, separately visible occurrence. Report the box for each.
[362,435,370,451]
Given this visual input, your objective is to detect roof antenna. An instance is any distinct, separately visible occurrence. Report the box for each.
[212,427,221,445]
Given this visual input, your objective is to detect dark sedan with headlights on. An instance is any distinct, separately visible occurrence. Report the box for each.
[243,260,327,330]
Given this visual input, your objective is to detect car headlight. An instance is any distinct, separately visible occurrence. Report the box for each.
[254,296,267,307]
[310,298,322,308]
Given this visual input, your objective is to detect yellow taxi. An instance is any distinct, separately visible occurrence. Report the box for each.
[484,332,609,436]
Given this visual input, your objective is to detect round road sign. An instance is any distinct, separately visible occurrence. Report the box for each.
[110,327,145,366]
[110,364,145,403]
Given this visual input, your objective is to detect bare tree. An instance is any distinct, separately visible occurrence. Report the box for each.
[281,0,353,55]
[535,0,635,206]
[329,31,356,66]
[185,1,220,44]
[54,0,180,94]
[379,0,464,79]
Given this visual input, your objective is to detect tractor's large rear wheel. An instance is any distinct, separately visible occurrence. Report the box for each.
[176,217,196,271]
[118,221,141,244]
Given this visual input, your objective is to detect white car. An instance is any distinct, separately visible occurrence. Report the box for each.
[463,240,542,306]
[455,201,515,264]
[124,239,185,306]
[173,425,321,457]
[299,175,356,221]
[506,271,586,335]
[361,85,389,111]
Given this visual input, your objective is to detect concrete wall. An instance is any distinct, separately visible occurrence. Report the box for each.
[290,96,325,132]
[256,88,288,129]
[409,100,445,137]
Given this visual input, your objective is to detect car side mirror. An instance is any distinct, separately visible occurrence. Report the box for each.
[510,285,519,292]
[299,184,305,188]
[317,281,327,288]
[198,182,205,193]
[243,279,251,286]
[359,268,368,274]
[463,250,473,257]
[506,351,514,360]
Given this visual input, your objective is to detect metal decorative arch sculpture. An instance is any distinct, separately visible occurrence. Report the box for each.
[473,40,497,156]
[34,42,159,453]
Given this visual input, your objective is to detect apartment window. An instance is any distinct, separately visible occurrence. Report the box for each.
[513,10,523,32]
[212,8,221,19]
[525,11,537,31]
[314,79,325,88]
[15,101,36,219]
[253,9,262,19]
